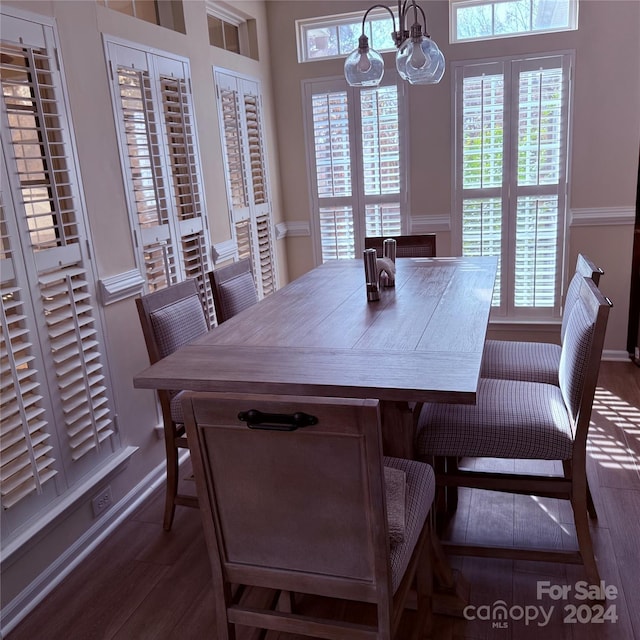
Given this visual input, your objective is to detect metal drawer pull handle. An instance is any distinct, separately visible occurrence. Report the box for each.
[238,409,318,431]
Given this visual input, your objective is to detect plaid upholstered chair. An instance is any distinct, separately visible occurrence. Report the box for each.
[364,234,437,258]
[416,277,612,585]
[481,253,604,386]
[136,279,209,530]
[209,258,258,324]
[182,392,436,640]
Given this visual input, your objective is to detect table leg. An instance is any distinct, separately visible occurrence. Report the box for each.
[380,400,415,458]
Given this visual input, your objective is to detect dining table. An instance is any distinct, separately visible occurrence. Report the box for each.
[134,255,498,460]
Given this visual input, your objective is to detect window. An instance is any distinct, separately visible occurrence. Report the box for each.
[206,2,258,60]
[96,0,186,33]
[214,70,277,298]
[1,13,118,536]
[303,77,407,263]
[208,15,239,53]
[104,40,216,323]
[450,0,578,43]
[453,53,572,318]
[296,9,397,63]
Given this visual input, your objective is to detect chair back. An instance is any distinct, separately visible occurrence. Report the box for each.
[365,234,436,258]
[182,393,393,603]
[136,279,209,364]
[559,278,611,443]
[561,253,604,342]
[209,258,258,323]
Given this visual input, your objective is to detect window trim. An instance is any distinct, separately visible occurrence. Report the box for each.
[296,8,399,63]
[302,75,409,265]
[449,0,579,44]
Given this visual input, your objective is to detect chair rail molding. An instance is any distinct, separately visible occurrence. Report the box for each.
[275,221,311,240]
[410,214,451,234]
[213,239,237,264]
[570,207,635,227]
[99,270,146,305]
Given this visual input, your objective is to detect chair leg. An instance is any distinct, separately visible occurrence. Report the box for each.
[444,457,459,516]
[163,431,179,531]
[586,479,598,520]
[571,484,601,586]
[563,460,598,520]
[413,528,433,639]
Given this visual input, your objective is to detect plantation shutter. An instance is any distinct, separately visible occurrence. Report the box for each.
[304,77,405,263]
[455,54,570,318]
[106,41,215,322]
[511,56,569,310]
[0,185,58,510]
[457,62,506,307]
[214,70,277,298]
[361,85,402,239]
[1,15,117,520]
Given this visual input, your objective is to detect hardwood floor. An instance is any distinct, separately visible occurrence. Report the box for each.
[7,362,639,640]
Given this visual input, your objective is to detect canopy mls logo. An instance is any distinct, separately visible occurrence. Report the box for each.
[463,580,619,629]
[463,600,554,628]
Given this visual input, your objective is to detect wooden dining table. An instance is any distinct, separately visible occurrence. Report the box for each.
[134,255,497,459]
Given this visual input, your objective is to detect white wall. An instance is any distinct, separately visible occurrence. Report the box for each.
[265,0,640,354]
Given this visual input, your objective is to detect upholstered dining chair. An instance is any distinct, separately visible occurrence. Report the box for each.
[182,392,436,640]
[136,279,209,530]
[208,258,258,324]
[475,253,604,520]
[416,277,612,586]
[481,253,604,387]
[365,234,437,258]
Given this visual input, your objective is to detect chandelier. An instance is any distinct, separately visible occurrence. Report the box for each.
[344,0,445,87]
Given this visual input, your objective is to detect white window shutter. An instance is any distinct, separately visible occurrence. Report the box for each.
[107,42,215,323]
[304,78,405,263]
[0,194,57,510]
[1,17,118,528]
[215,69,277,299]
[455,54,571,318]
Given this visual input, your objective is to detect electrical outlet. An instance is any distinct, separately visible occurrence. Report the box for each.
[91,485,113,518]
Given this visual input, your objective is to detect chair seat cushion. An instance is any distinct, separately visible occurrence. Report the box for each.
[383,466,406,544]
[383,456,434,593]
[416,378,573,461]
[170,390,186,424]
[481,339,561,386]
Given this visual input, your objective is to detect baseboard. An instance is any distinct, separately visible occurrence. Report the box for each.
[602,349,633,362]
[0,451,189,637]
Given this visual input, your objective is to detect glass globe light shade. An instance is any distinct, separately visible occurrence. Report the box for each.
[395,40,411,81]
[405,36,445,85]
[344,35,385,87]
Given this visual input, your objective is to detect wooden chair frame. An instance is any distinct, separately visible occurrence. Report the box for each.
[423,278,612,586]
[183,392,435,640]
[365,234,437,258]
[136,279,207,530]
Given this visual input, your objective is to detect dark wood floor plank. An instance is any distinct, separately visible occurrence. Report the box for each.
[110,528,211,640]
[457,557,514,640]
[598,487,640,639]
[7,519,170,640]
[511,568,572,640]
